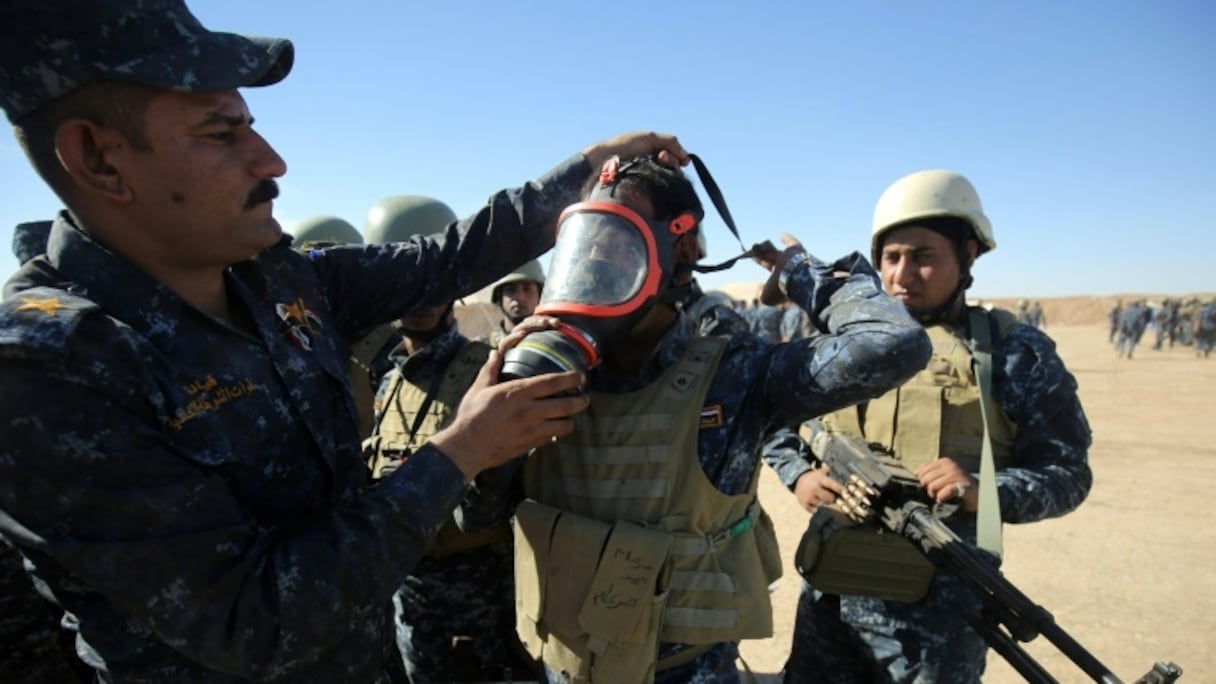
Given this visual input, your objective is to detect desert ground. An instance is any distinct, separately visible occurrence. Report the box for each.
[737,318,1214,683]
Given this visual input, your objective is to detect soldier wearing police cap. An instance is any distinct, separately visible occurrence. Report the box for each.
[0,0,693,679]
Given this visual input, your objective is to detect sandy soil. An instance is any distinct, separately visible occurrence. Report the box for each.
[737,324,1214,683]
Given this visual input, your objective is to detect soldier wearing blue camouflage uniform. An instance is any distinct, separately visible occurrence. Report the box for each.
[780,170,1092,684]
[358,197,532,682]
[1195,298,1216,358]
[506,157,931,683]
[367,307,532,683]
[0,2,691,680]
[1116,300,1151,359]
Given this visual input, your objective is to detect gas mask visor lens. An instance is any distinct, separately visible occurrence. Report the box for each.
[542,209,653,310]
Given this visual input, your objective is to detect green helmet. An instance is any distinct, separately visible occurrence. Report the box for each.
[490,259,546,304]
[364,195,458,244]
[290,215,362,248]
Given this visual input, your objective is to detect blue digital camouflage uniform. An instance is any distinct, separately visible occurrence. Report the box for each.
[779,316,1093,684]
[371,322,531,682]
[0,538,90,683]
[0,154,590,682]
[536,252,932,683]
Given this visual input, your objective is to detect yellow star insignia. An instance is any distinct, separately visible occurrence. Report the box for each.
[15,296,65,316]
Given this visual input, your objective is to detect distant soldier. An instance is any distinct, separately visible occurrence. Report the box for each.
[1116,300,1151,359]
[484,260,545,346]
[1153,299,1174,351]
[1108,299,1123,343]
[1195,298,1216,359]
[1029,300,1045,329]
[1016,298,1032,325]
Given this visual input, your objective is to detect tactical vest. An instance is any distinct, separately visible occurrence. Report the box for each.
[802,309,1018,601]
[364,340,510,557]
[348,324,399,441]
[823,309,1017,472]
[514,337,782,683]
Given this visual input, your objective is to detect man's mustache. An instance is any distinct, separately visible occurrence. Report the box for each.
[244,180,280,210]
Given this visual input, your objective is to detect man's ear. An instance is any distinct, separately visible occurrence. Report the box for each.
[54,119,135,202]
[671,233,699,286]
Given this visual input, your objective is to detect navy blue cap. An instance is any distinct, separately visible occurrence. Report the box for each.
[0,0,294,122]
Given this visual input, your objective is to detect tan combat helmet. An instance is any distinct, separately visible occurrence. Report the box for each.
[871,170,995,265]
[490,259,546,306]
[364,195,458,244]
[290,215,362,249]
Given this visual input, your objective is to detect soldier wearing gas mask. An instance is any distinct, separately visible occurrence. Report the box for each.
[503,155,932,683]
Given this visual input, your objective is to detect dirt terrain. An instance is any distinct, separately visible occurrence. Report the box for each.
[738,322,1214,683]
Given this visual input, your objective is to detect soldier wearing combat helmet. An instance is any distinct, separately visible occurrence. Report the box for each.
[782,170,1093,684]
[486,259,546,344]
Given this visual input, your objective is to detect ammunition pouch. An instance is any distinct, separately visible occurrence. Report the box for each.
[795,505,936,603]
[514,500,671,683]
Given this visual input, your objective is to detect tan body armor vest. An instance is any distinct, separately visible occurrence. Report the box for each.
[364,340,509,557]
[802,309,1019,602]
[823,312,1017,472]
[514,337,782,682]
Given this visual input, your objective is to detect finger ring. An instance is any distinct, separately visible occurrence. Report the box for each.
[954,482,967,498]
[550,435,558,444]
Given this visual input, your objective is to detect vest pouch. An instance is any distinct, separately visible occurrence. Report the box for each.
[753,507,784,584]
[795,505,935,603]
[513,500,563,658]
[513,500,673,682]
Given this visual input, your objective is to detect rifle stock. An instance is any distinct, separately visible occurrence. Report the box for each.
[806,432,1182,684]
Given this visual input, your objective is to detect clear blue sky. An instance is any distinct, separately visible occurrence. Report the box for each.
[2,0,1213,298]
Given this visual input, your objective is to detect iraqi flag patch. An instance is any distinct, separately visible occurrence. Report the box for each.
[700,404,724,429]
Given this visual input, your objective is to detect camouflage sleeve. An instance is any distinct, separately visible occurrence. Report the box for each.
[993,325,1094,523]
[759,427,815,489]
[757,251,932,427]
[0,356,466,679]
[0,541,85,682]
[307,155,591,337]
[453,458,525,532]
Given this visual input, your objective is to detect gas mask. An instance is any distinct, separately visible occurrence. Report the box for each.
[500,154,749,385]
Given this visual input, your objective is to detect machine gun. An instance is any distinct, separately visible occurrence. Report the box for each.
[795,432,1183,684]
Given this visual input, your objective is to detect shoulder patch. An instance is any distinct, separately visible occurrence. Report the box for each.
[0,286,101,359]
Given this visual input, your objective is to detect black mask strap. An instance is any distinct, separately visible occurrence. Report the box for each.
[685,153,758,274]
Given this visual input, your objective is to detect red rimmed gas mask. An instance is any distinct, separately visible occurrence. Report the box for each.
[501,154,745,387]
